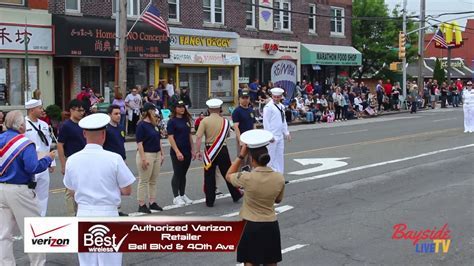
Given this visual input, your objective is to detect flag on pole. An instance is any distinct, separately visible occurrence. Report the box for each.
[142,5,169,37]
[432,28,449,48]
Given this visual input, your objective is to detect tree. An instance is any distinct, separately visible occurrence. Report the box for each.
[352,0,418,80]
[432,58,445,84]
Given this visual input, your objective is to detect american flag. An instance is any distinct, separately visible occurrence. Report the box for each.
[433,28,448,48]
[142,5,169,37]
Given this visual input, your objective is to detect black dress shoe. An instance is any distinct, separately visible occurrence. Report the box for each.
[285,180,289,184]
[149,202,163,211]
[206,203,214,207]
[138,204,151,214]
[118,212,129,216]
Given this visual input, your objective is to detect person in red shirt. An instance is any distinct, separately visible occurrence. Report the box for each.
[194,112,205,132]
[383,79,393,97]
[305,82,314,96]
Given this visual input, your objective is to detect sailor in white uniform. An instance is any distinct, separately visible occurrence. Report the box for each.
[24,99,56,216]
[462,81,474,133]
[63,113,135,266]
[263,88,291,174]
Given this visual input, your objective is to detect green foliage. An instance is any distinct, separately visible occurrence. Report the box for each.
[352,0,418,80]
[45,104,62,121]
[433,58,445,84]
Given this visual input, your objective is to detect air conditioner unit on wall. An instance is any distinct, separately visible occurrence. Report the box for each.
[274,21,282,30]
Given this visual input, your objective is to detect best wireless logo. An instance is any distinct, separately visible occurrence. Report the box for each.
[83,224,129,252]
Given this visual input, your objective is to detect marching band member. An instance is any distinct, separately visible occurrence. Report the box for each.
[1,110,55,266]
[63,113,135,266]
[24,99,56,216]
[263,88,291,175]
[194,98,242,207]
[226,129,285,266]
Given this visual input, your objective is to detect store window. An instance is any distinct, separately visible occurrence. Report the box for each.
[309,4,316,33]
[203,0,224,24]
[113,0,140,17]
[273,0,291,31]
[179,67,209,109]
[0,0,25,6]
[127,60,148,90]
[0,58,39,106]
[65,0,80,13]
[210,68,233,98]
[168,0,180,21]
[246,0,255,28]
[330,7,344,35]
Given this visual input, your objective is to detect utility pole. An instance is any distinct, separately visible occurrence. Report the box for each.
[114,0,120,97]
[417,0,426,93]
[402,0,407,98]
[119,0,128,97]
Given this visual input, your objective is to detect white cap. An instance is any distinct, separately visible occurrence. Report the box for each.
[270,87,285,96]
[25,99,42,109]
[206,98,223,108]
[240,129,274,149]
[78,113,110,131]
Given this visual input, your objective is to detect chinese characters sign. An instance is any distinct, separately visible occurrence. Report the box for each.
[53,15,170,59]
[0,23,53,54]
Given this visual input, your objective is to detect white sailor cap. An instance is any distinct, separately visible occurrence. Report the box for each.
[25,99,42,109]
[240,129,274,149]
[206,98,223,108]
[78,113,110,131]
[270,87,285,96]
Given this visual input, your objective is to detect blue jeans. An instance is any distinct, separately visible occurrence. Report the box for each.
[306,112,314,122]
[120,114,126,129]
[452,95,459,107]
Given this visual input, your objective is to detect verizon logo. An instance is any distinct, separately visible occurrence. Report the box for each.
[30,224,71,247]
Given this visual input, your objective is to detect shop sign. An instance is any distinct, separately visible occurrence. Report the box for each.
[263,43,279,55]
[315,52,361,66]
[0,23,53,54]
[238,77,250,84]
[169,34,236,52]
[53,15,169,58]
[164,51,240,65]
[258,0,273,31]
[271,60,297,98]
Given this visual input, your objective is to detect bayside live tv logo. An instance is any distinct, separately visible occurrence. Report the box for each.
[392,223,451,254]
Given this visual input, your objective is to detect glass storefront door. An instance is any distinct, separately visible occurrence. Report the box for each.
[179,67,209,109]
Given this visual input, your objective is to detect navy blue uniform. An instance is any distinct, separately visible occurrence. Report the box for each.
[136,121,161,152]
[58,119,86,157]
[104,123,127,160]
[232,106,256,134]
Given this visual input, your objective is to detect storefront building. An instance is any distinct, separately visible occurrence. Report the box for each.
[52,15,169,108]
[0,7,54,110]
[162,28,240,109]
[301,44,362,86]
[238,38,300,97]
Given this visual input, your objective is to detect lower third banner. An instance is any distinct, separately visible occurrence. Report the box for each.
[24,217,245,253]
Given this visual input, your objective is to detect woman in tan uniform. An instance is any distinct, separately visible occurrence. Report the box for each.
[226,129,285,266]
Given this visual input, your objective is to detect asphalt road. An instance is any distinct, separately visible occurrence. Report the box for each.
[14,107,474,265]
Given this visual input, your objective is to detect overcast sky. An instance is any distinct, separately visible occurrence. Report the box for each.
[385,0,473,28]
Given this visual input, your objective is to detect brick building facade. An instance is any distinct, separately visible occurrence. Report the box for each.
[47,0,358,109]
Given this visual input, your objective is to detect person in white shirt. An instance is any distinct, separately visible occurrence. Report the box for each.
[24,99,56,216]
[164,79,175,108]
[462,81,474,133]
[263,88,291,175]
[64,113,135,266]
[125,87,142,135]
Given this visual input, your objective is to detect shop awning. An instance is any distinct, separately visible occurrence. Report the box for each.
[301,44,362,66]
[164,50,240,65]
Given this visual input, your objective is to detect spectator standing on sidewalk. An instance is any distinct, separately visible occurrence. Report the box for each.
[440,82,448,108]
[409,85,419,114]
[125,87,142,135]
[430,80,439,109]
[451,81,460,107]
[383,79,393,108]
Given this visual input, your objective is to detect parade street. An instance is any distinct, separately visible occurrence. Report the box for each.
[14,107,473,266]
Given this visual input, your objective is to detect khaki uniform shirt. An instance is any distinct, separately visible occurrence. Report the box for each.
[229,167,285,222]
[196,113,229,145]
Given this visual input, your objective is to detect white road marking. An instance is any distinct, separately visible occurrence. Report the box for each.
[289,158,350,176]
[236,244,308,266]
[433,118,457,122]
[288,144,474,184]
[221,205,294,218]
[330,129,368,135]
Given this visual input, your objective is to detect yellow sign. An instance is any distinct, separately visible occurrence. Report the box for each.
[179,36,232,48]
[439,21,463,48]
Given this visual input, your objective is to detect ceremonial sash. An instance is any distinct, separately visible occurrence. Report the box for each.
[203,118,230,170]
[0,135,33,176]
